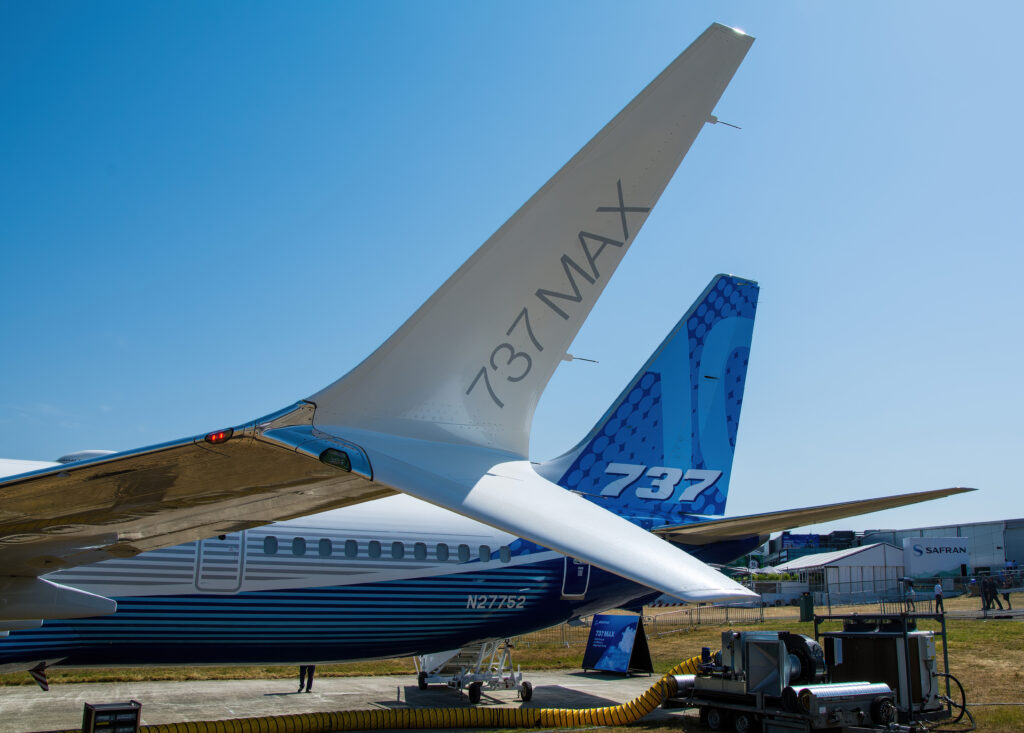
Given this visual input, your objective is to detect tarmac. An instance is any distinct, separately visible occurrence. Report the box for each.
[0,671,694,732]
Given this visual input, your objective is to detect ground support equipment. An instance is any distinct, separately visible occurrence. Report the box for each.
[414,638,532,703]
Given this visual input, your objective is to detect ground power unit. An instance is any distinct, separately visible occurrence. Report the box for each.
[820,623,943,720]
[667,614,965,732]
[669,630,898,732]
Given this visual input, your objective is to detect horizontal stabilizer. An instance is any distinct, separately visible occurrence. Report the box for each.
[653,487,976,545]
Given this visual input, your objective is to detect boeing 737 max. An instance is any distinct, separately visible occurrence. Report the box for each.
[0,24,970,677]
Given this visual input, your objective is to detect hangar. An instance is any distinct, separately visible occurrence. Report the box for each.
[773,542,905,604]
[861,517,1024,574]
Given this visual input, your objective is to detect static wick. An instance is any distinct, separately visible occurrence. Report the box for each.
[707,114,742,130]
[563,354,599,364]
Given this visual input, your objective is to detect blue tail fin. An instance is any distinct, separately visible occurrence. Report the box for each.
[538,274,758,528]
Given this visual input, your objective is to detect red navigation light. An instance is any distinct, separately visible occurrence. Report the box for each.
[204,428,234,445]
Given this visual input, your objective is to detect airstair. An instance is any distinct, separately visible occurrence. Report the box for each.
[414,639,532,704]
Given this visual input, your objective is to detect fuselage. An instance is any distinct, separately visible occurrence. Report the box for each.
[0,495,659,671]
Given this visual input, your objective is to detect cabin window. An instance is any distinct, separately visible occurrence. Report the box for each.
[391,541,405,560]
[368,540,381,559]
[479,545,491,562]
[436,543,450,561]
[414,542,427,561]
[458,544,470,562]
[344,539,358,558]
[319,538,332,557]
[499,545,512,563]
[292,537,306,556]
[264,536,278,555]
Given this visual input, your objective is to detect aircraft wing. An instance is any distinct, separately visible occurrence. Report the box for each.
[2,24,758,606]
[652,487,976,545]
[0,403,395,577]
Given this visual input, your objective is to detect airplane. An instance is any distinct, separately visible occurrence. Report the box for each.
[0,272,968,677]
[0,23,970,680]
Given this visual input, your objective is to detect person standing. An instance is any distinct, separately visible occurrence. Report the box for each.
[934,579,944,614]
[298,665,316,693]
[1002,575,1013,610]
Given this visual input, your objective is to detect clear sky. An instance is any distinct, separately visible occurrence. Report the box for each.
[2,2,1021,534]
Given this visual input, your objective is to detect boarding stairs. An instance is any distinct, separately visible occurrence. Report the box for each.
[414,638,531,703]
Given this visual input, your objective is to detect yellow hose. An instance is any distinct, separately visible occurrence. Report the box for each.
[45,655,701,732]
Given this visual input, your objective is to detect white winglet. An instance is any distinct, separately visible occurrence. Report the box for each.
[308,25,758,603]
[310,24,754,457]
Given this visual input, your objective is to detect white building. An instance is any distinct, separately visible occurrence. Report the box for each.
[774,543,905,603]
[862,518,1024,573]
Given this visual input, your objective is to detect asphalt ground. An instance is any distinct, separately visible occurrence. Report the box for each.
[0,671,693,732]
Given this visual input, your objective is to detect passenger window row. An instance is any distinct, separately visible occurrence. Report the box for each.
[261,535,512,563]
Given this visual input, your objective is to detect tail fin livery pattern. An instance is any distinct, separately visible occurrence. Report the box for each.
[538,275,758,527]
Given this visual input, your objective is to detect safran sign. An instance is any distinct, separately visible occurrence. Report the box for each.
[903,537,969,578]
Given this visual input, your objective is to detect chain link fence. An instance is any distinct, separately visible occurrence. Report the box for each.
[508,572,1024,649]
[509,603,769,647]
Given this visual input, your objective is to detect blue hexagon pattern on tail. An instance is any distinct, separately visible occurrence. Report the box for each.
[538,274,758,528]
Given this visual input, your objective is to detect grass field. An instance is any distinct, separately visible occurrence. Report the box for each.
[2,612,1021,731]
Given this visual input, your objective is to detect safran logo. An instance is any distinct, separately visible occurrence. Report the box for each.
[914,544,967,555]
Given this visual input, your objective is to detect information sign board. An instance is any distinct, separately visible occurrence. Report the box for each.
[582,614,653,675]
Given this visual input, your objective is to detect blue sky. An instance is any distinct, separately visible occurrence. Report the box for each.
[2,2,1021,533]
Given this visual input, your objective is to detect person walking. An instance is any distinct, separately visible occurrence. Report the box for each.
[904,582,916,612]
[1001,575,1013,610]
[298,664,316,693]
[983,577,1003,611]
[933,579,944,614]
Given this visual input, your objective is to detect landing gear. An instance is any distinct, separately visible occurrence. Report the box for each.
[519,680,533,702]
[417,671,428,691]
[467,681,483,704]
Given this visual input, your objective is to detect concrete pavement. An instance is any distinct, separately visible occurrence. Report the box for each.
[0,671,693,732]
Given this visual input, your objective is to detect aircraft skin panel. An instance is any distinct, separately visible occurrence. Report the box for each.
[0,559,645,668]
[309,24,754,456]
[44,499,535,598]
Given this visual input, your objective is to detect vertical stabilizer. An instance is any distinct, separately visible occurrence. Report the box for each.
[538,274,759,526]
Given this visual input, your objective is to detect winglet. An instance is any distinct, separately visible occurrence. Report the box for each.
[310,25,754,457]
